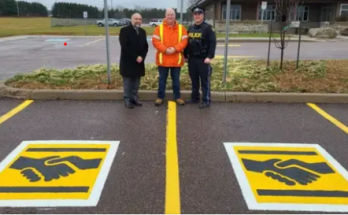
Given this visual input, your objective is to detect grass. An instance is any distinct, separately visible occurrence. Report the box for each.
[5,59,348,93]
[1,17,277,38]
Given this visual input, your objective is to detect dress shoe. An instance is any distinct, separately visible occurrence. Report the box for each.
[124,100,134,108]
[131,100,142,106]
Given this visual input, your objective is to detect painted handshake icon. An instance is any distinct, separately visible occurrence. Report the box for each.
[242,158,335,186]
[10,156,102,182]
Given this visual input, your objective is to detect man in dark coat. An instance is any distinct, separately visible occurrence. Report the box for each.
[119,13,149,108]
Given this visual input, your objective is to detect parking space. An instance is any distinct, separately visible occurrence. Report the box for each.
[0,100,166,213]
[2,35,348,81]
[0,99,348,213]
[177,103,348,213]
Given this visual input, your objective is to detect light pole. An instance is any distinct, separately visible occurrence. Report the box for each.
[104,0,111,84]
[180,0,183,24]
[16,0,19,17]
[223,0,231,84]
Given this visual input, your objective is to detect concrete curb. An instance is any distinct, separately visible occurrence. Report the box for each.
[1,82,348,103]
[216,38,318,43]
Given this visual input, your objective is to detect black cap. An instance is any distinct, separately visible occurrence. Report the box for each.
[191,5,205,13]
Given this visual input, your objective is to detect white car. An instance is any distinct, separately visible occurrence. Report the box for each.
[149,19,163,27]
[96,19,120,27]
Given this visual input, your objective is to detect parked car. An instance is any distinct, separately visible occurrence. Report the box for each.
[96,19,121,27]
[149,19,163,27]
[118,18,131,26]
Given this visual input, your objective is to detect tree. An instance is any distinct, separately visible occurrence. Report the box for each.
[17,1,48,17]
[1,0,17,16]
[0,0,7,16]
[51,2,100,18]
[273,0,303,69]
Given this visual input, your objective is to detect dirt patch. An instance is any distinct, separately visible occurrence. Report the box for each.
[5,59,348,93]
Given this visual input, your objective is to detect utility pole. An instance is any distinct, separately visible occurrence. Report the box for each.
[16,0,19,17]
[223,0,231,84]
[104,0,111,84]
[180,0,184,24]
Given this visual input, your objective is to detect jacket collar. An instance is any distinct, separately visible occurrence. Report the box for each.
[163,19,178,28]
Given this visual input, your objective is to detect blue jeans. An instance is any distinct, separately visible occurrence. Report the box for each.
[157,66,181,100]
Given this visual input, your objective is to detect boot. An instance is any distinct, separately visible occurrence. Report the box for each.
[125,100,134,108]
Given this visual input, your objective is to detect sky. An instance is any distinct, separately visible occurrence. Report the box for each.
[35,0,189,10]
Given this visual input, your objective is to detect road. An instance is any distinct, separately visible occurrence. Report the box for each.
[1,98,348,213]
[0,35,348,80]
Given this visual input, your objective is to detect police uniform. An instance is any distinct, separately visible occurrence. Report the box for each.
[184,6,216,108]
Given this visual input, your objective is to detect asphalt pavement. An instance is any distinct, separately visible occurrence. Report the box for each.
[1,98,348,213]
[1,35,348,80]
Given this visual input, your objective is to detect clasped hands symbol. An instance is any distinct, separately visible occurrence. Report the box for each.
[242,158,335,186]
[10,156,102,182]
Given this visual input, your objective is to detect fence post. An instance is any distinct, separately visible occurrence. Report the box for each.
[296,21,302,69]
[267,21,272,67]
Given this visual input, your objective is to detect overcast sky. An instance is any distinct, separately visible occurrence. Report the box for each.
[36,0,189,10]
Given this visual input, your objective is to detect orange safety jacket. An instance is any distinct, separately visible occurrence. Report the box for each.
[152,19,188,67]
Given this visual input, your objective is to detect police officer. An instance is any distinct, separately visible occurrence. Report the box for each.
[184,5,216,109]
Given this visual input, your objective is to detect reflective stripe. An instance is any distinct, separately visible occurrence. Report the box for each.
[181,35,188,40]
[178,24,182,65]
[159,24,163,65]
[152,35,160,40]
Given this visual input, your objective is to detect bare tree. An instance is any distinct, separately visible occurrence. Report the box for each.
[273,0,302,69]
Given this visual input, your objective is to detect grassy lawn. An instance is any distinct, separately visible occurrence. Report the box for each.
[5,59,348,93]
[1,17,277,38]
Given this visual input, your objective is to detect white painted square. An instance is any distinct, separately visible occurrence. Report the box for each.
[224,142,348,212]
[0,140,119,207]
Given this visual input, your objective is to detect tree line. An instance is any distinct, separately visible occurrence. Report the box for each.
[0,0,47,16]
[52,2,100,18]
[0,1,190,19]
[52,3,189,19]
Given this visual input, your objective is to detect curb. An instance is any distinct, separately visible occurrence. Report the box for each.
[1,82,348,103]
[216,38,319,43]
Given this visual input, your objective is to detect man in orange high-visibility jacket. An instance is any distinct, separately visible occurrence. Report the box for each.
[152,8,188,106]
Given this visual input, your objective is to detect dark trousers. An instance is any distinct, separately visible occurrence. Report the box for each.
[123,77,141,101]
[158,66,181,100]
[188,57,212,104]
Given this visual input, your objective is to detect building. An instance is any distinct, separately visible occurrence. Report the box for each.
[189,0,348,32]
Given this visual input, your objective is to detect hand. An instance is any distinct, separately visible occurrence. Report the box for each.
[10,156,75,182]
[204,58,211,64]
[136,56,143,63]
[166,47,175,55]
[276,159,335,174]
[242,158,323,186]
[10,156,102,182]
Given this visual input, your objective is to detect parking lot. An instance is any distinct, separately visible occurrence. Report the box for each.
[1,35,348,80]
[1,98,348,213]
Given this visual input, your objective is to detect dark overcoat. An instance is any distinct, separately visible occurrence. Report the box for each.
[119,24,149,78]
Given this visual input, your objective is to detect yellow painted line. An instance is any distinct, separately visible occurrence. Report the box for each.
[84,38,105,46]
[165,101,181,214]
[0,100,33,125]
[307,103,348,134]
[217,44,241,47]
